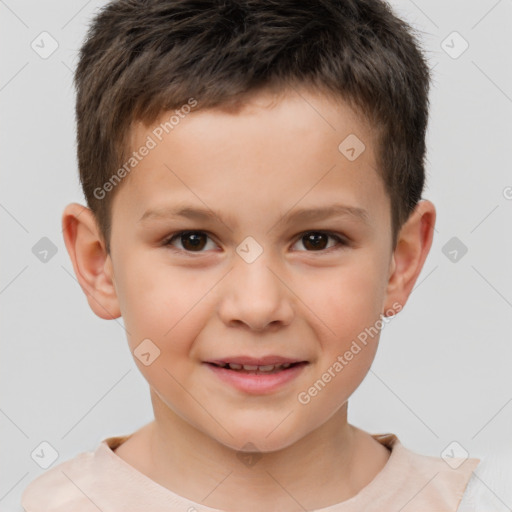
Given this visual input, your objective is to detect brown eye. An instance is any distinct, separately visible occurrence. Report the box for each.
[165,231,215,252]
[302,232,329,250]
[181,232,207,251]
[294,231,348,252]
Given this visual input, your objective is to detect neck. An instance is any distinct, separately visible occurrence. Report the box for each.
[136,389,387,511]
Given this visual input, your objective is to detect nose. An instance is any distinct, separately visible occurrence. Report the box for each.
[217,254,294,332]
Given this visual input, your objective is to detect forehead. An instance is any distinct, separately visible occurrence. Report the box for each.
[113,89,389,232]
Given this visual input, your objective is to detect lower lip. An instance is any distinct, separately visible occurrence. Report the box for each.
[204,362,308,395]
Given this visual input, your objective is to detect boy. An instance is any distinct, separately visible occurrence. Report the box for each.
[21,0,483,510]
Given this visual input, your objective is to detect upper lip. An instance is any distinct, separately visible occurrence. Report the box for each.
[205,355,307,366]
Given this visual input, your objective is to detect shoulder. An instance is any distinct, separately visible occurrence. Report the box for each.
[374,433,480,485]
[21,442,107,512]
[457,446,512,512]
[371,433,481,510]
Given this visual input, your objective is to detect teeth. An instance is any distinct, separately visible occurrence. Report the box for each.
[257,365,275,372]
[223,362,296,372]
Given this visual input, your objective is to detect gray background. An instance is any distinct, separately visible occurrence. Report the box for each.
[1,0,511,510]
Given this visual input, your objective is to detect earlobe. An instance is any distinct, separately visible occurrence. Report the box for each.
[61,202,121,320]
[382,199,436,315]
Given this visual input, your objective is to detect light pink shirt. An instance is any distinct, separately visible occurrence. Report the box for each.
[21,432,479,511]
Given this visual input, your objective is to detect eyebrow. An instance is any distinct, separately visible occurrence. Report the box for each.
[138,202,370,227]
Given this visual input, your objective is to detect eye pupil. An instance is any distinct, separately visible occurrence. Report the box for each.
[182,232,207,251]
[303,232,328,250]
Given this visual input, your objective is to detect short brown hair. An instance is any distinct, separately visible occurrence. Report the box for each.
[75,0,431,253]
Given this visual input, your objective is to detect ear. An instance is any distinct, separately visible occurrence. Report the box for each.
[382,199,436,316]
[61,202,121,320]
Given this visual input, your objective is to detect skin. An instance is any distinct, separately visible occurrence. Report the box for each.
[62,88,435,511]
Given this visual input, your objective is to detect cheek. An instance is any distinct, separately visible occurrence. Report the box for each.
[307,259,385,340]
[299,256,385,401]
[117,259,214,356]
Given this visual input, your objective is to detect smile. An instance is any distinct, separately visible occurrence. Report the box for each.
[209,361,297,373]
[204,361,309,394]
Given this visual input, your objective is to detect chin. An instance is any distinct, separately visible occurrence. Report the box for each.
[212,423,305,454]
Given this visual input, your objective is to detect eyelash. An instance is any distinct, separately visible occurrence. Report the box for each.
[161,230,349,255]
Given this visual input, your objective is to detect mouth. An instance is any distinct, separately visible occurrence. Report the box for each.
[206,361,307,374]
[204,358,309,394]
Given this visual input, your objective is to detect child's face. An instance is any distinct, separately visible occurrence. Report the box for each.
[92,89,409,451]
